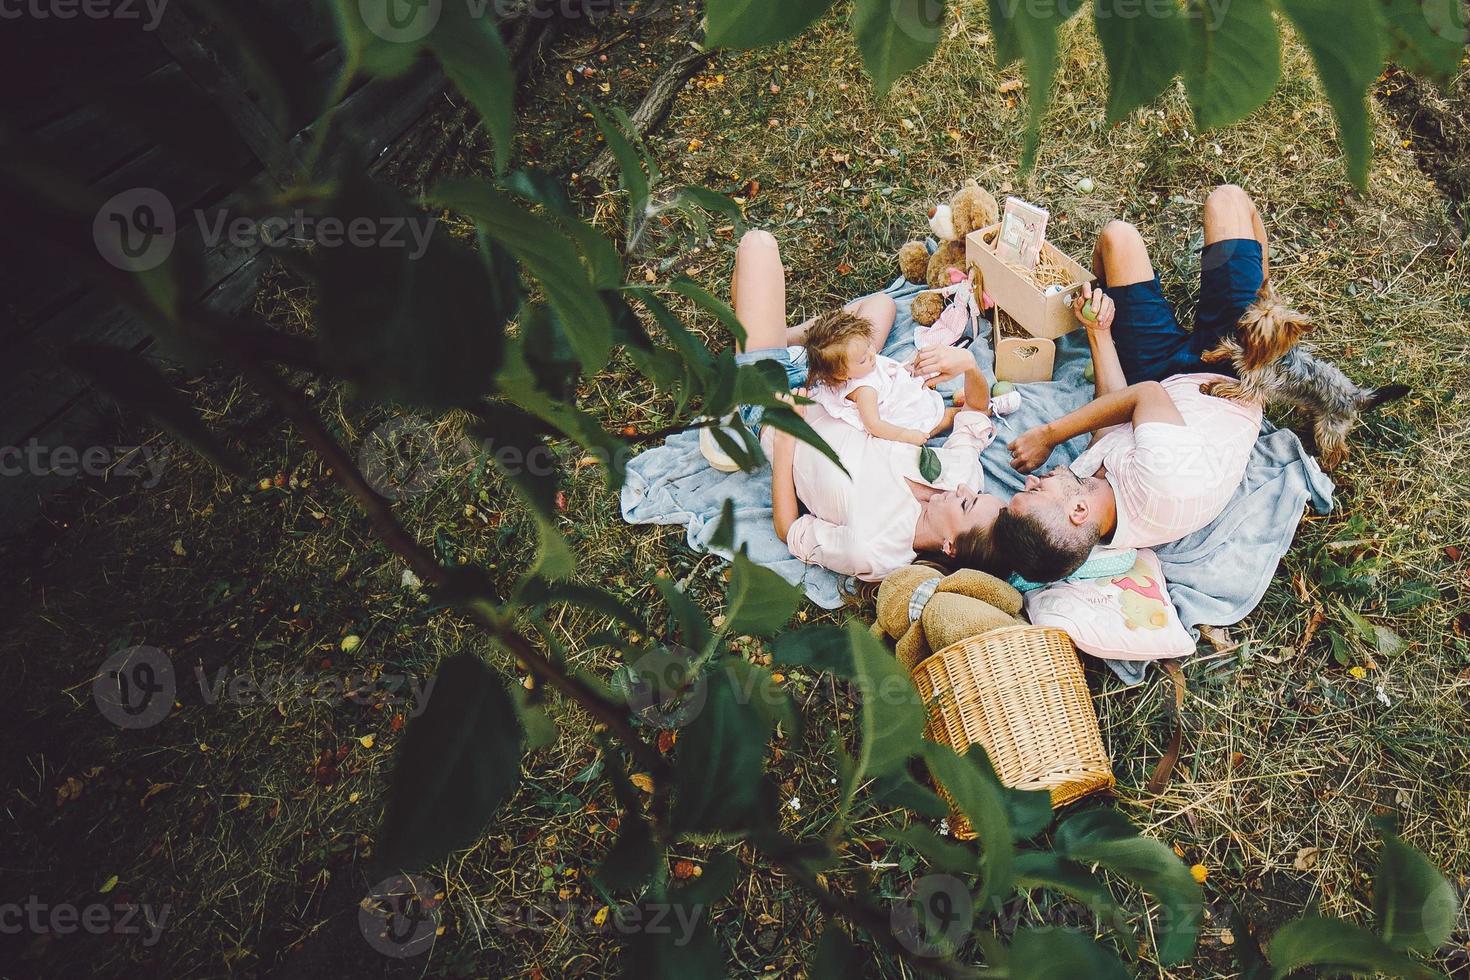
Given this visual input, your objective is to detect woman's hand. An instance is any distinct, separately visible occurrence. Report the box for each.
[1073,282,1116,334]
[910,345,975,388]
[1008,424,1057,474]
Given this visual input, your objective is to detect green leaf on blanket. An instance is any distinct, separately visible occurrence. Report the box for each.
[918,446,941,483]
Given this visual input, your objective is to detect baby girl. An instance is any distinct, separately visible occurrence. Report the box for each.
[803,309,962,445]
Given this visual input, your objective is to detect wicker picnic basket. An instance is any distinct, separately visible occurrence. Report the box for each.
[910,626,1114,839]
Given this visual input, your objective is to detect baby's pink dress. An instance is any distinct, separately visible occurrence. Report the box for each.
[809,354,945,435]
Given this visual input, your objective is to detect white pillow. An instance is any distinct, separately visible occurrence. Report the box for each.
[1024,549,1193,662]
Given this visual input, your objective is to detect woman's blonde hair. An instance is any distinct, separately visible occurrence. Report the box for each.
[804,309,872,387]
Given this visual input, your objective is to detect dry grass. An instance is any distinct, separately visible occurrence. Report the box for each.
[3,5,1469,978]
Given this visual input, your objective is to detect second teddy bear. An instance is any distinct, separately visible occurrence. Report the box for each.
[897,180,999,326]
[874,564,1025,673]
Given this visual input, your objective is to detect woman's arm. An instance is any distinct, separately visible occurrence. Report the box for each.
[770,429,800,542]
[910,345,990,414]
[849,388,928,445]
[1008,380,1184,472]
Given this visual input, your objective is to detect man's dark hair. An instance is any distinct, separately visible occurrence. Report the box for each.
[992,507,1097,583]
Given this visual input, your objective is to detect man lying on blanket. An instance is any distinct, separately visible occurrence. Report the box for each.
[991,184,1271,582]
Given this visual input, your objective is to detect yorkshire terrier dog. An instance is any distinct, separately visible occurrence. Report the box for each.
[1199,283,1409,470]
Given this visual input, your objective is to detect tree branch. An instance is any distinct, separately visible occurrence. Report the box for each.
[235,354,670,778]
[583,38,713,182]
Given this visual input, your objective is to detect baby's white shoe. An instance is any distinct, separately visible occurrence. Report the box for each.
[990,390,1022,416]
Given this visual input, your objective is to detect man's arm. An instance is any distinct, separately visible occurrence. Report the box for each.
[1073,283,1127,397]
[1009,380,1184,473]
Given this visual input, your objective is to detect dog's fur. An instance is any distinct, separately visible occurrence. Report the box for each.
[1199,283,1409,470]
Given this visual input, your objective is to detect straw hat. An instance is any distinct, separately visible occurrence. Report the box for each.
[875,565,1025,673]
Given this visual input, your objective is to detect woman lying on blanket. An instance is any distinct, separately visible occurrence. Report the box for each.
[729,229,1008,581]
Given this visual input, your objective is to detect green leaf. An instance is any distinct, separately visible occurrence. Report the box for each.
[918,446,941,482]
[589,105,651,222]
[988,0,1076,170]
[627,287,715,386]
[869,769,950,818]
[810,923,865,976]
[652,575,712,650]
[671,669,773,833]
[505,169,623,288]
[676,186,747,234]
[596,815,661,891]
[621,903,729,977]
[65,345,245,476]
[1375,828,1457,952]
[850,621,926,778]
[723,657,801,743]
[851,0,947,99]
[725,552,803,636]
[1267,916,1442,980]
[512,686,558,751]
[332,0,431,76]
[879,824,979,874]
[772,624,855,677]
[1183,0,1282,131]
[1094,0,1189,123]
[297,175,515,409]
[467,403,573,580]
[672,850,741,906]
[1002,778,1054,840]
[1013,852,1130,938]
[1010,927,1131,980]
[1053,807,1203,964]
[920,741,1015,904]
[705,0,835,48]
[1381,0,1466,85]
[378,653,522,870]
[668,276,747,346]
[1276,0,1386,189]
[430,178,613,372]
[427,4,514,174]
[759,405,847,473]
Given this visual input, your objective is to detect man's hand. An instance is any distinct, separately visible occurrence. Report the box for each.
[1008,424,1057,473]
[910,345,974,388]
[1073,282,1115,334]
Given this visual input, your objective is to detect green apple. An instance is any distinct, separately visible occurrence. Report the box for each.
[1084,360,1096,383]
[1082,300,1098,322]
[992,381,1016,396]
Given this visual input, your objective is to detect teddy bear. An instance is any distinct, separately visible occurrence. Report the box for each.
[874,564,1025,673]
[897,180,999,327]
